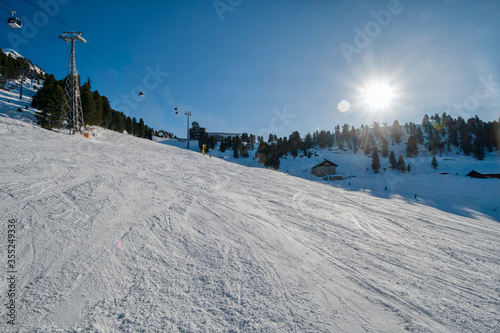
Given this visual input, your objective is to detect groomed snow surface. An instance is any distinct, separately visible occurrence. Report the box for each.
[1,116,499,332]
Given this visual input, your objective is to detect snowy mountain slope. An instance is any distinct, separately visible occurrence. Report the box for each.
[2,48,45,75]
[0,77,41,123]
[157,138,500,221]
[2,48,23,59]
[1,117,499,332]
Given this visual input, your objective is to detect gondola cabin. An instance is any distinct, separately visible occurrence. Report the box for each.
[8,12,22,28]
[139,90,144,97]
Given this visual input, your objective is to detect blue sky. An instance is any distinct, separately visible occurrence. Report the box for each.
[2,0,499,138]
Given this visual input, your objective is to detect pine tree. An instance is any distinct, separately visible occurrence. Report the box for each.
[391,120,403,143]
[81,87,97,125]
[381,138,389,158]
[210,136,217,150]
[406,134,418,157]
[239,142,249,157]
[110,111,126,132]
[373,122,383,140]
[371,149,381,173]
[431,155,438,169]
[249,134,255,150]
[91,90,103,126]
[303,133,313,151]
[125,116,133,134]
[472,137,485,160]
[132,117,138,136]
[233,136,239,158]
[341,124,350,144]
[32,75,64,129]
[101,96,112,129]
[389,151,397,168]
[138,118,145,138]
[219,140,227,152]
[397,155,406,172]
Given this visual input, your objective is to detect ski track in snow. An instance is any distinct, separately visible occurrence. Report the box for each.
[0,117,499,332]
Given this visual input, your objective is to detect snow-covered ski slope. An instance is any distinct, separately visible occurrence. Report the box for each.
[157,137,500,222]
[1,117,499,332]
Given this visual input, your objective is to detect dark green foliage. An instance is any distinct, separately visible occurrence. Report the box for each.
[233,136,239,158]
[289,131,302,157]
[210,135,217,150]
[198,133,218,153]
[110,111,126,132]
[239,142,249,157]
[391,120,403,143]
[91,90,103,126]
[138,118,146,138]
[431,155,438,169]
[219,139,227,152]
[373,122,383,140]
[380,137,389,158]
[101,96,112,129]
[415,126,424,144]
[249,134,256,150]
[303,133,313,154]
[125,117,133,134]
[472,137,485,160]
[460,130,473,155]
[316,130,334,149]
[491,120,500,150]
[397,155,406,172]
[389,151,397,169]
[23,58,166,137]
[132,117,138,136]
[256,141,281,169]
[32,75,64,129]
[350,126,358,149]
[80,81,97,125]
[357,125,373,155]
[371,149,380,173]
[198,133,209,153]
[0,50,42,80]
[406,134,418,157]
[341,124,350,144]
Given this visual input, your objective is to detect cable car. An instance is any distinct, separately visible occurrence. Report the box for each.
[139,90,144,97]
[8,11,22,29]
[174,107,178,115]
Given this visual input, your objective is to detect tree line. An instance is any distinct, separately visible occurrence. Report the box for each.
[198,113,499,171]
[31,75,168,140]
[0,49,43,81]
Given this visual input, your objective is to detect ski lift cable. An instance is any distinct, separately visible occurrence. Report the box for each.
[73,43,146,83]
[16,0,128,70]
[16,0,151,84]
[1,2,151,87]
[0,4,62,37]
[16,0,141,80]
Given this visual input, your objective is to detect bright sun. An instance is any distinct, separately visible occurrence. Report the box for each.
[363,82,395,109]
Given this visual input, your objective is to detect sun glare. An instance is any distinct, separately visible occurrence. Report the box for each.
[362,82,395,109]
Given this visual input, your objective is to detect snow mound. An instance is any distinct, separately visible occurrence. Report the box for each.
[0,117,499,332]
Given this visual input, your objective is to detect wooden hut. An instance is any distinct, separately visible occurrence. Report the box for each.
[312,159,338,177]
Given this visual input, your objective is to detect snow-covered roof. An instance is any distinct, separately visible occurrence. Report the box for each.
[312,159,338,168]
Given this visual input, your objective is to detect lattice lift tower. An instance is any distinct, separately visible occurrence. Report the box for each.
[59,32,86,134]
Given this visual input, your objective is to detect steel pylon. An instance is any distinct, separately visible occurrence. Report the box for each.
[59,32,86,135]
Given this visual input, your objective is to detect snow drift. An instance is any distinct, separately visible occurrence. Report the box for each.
[0,117,499,332]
